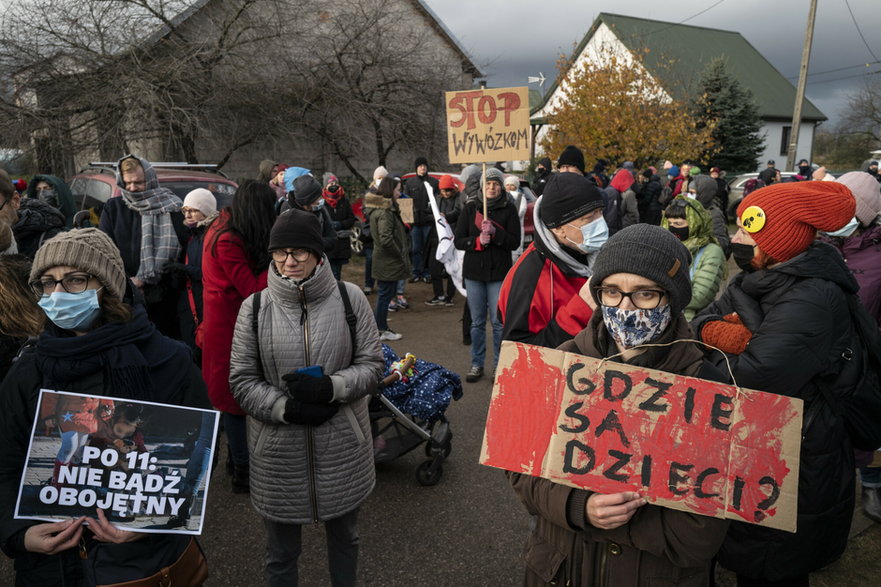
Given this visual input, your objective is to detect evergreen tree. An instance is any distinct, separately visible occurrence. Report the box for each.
[691,58,765,173]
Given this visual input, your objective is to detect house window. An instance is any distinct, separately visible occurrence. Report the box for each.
[780,126,791,157]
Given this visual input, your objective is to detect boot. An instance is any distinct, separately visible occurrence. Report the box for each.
[164,491,193,529]
[231,463,250,494]
[50,459,64,488]
[862,486,881,523]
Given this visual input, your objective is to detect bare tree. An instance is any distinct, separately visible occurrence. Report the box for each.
[0,0,476,179]
[840,80,881,149]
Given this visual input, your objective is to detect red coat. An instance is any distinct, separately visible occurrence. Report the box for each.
[201,212,268,414]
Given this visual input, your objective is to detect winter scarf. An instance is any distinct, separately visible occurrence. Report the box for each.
[117,157,182,285]
[35,305,184,401]
[322,185,346,208]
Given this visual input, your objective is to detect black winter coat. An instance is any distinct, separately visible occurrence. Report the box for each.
[403,174,439,226]
[454,197,520,282]
[0,310,210,585]
[12,198,65,259]
[694,243,859,581]
[324,197,356,261]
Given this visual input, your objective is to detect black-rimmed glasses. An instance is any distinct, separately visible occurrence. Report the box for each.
[30,273,94,297]
[595,287,666,309]
[271,249,312,263]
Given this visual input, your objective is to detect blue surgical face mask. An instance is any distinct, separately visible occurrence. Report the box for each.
[823,216,859,238]
[566,216,608,253]
[38,289,102,332]
[312,198,325,211]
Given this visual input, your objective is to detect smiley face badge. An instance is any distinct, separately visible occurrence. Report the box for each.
[740,205,766,233]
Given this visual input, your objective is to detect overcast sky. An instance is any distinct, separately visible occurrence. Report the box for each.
[424,0,881,126]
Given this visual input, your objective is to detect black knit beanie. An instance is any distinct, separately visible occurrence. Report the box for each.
[268,209,324,256]
[590,224,692,315]
[414,156,429,170]
[293,175,322,206]
[540,173,604,228]
[557,145,585,174]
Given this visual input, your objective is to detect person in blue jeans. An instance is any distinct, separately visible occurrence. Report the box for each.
[454,168,520,382]
[403,157,438,282]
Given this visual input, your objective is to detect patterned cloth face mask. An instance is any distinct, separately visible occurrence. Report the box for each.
[601,304,672,349]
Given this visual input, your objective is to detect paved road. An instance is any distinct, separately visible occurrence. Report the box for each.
[3,265,881,585]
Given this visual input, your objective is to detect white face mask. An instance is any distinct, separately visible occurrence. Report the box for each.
[823,216,859,238]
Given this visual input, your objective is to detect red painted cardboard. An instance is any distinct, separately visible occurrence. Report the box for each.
[481,341,803,532]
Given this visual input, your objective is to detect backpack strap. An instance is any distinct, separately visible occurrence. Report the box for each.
[337,281,358,364]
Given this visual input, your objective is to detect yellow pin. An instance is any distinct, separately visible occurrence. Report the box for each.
[740,205,766,233]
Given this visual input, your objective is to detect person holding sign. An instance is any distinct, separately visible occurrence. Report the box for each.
[694,182,861,586]
[0,228,210,585]
[498,172,606,349]
[229,208,383,587]
[454,168,521,382]
[507,224,729,587]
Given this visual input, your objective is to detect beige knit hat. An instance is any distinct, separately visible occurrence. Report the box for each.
[30,228,127,300]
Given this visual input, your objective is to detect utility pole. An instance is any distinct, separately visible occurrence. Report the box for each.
[785,0,818,171]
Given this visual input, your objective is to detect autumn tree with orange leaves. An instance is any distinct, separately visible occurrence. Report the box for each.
[540,46,715,168]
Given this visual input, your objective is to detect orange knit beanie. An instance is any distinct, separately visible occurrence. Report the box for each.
[736,182,856,262]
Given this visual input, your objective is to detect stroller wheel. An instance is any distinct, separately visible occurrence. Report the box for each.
[416,461,443,486]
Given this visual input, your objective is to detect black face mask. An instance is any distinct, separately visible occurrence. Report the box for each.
[327,185,339,193]
[668,225,689,241]
[731,243,756,273]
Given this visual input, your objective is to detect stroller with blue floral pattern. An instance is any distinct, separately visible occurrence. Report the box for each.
[370,344,462,486]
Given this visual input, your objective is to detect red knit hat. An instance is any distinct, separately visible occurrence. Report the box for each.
[736,182,856,262]
[438,174,456,190]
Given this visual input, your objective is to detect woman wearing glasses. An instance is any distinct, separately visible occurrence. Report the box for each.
[229,209,383,586]
[0,228,209,585]
[508,224,728,587]
[201,180,276,493]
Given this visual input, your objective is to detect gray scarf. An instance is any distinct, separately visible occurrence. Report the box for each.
[121,187,182,284]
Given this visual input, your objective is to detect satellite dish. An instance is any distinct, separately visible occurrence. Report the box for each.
[527,72,546,88]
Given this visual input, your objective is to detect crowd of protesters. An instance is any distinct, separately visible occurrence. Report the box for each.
[1,145,880,587]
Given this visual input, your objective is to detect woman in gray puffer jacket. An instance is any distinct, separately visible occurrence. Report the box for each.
[229,209,384,586]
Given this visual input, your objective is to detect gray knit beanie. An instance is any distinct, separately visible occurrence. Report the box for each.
[30,228,127,300]
[590,224,692,315]
[480,167,505,189]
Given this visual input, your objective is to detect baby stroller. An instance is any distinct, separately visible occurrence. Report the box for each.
[370,345,462,486]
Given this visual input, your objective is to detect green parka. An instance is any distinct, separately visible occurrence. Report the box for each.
[365,194,410,282]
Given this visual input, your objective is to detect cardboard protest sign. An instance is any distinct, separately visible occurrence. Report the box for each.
[398,197,414,224]
[15,390,220,535]
[481,342,803,532]
[446,86,531,163]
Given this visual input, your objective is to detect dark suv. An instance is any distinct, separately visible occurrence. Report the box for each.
[68,162,238,225]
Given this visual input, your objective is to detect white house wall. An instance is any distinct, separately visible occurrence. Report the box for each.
[758,121,816,172]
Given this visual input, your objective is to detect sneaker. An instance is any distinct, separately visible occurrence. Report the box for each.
[380,330,402,341]
[408,276,420,283]
[421,276,432,284]
[465,366,484,382]
[395,295,409,309]
[425,297,445,306]
[388,301,399,312]
[362,286,373,295]
[444,297,454,307]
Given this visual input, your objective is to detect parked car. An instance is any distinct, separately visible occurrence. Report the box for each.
[68,162,238,226]
[726,171,800,218]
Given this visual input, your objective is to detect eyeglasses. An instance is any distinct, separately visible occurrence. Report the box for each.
[30,273,94,297]
[271,249,312,263]
[595,287,666,309]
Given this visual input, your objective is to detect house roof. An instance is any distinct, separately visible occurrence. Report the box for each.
[533,13,825,122]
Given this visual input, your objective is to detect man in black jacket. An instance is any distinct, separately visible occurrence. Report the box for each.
[403,157,439,282]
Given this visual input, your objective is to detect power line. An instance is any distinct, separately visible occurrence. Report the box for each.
[843,0,880,63]
[622,0,726,42]
[786,60,881,80]
[805,68,881,86]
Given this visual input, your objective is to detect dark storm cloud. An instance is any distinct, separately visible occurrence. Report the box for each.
[425,0,881,125]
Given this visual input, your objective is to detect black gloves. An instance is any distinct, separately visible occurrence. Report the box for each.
[164,262,187,274]
[282,373,334,404]
[283,398,338,426]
